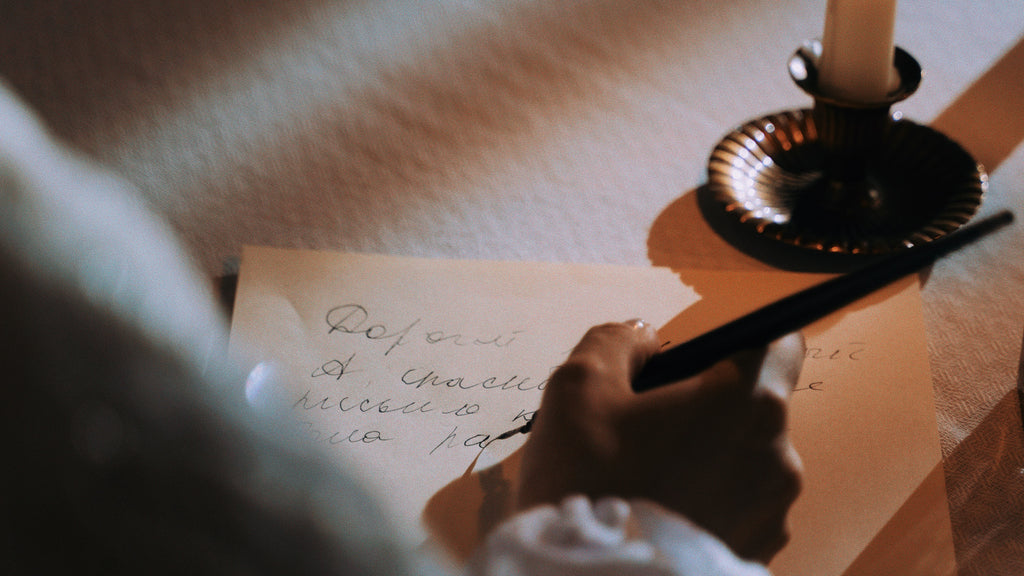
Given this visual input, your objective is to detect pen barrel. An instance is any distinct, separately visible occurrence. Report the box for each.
[631,210,1013,394]
[633,331,746,392]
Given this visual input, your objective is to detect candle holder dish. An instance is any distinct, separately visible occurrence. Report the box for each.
[704,40,986,255]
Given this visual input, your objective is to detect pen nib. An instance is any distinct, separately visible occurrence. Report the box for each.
[494,420,533,441]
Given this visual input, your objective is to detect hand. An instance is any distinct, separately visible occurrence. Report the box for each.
[516,320,805,562]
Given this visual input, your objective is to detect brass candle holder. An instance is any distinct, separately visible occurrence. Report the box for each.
[705,40,986,255]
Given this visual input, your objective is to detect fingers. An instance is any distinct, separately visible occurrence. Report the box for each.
[740,332,805,491]
[529,319,660,456]
[668,333,804,561]
[745,331,805,438]
[735,333,804,562]
[552,319,660,398]
[728,437,804,562]
[517,320,660,509]
[756,332,806,400]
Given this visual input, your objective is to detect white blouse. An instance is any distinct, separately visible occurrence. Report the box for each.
[470,496,770,576]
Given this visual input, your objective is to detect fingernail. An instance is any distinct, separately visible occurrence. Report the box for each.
[625,318,647,330]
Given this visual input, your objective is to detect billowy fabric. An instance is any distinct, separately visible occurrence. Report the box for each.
[470,496,770,576]
[0,79,767,576]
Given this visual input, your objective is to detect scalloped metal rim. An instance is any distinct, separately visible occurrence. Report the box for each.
[706,109,987,255]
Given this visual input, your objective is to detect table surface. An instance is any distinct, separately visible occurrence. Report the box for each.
[3,1,1022,573]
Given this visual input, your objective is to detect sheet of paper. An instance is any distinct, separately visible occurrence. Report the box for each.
[228,246,697,542]
[228,247,952,575]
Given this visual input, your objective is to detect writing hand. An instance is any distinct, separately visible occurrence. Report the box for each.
[515,320,805,562]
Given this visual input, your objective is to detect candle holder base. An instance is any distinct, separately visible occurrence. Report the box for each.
[705,109,986,254]
[704,40,986,256]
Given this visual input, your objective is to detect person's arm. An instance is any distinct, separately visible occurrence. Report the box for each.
[0,81,417,576]
[1,78,801,576]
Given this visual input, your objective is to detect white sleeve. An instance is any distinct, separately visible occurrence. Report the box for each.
[468,496,772,576]
[0,81,418,576]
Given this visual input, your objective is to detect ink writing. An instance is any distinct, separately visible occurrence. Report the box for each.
[794,381,826,393]
[798,342,867,393]
[293,388,480,418]
[401,367,545,393]
[310,353,360,380]
[805,342,867,361]
[430,425,501,455]
[511,409,535,424]
[424,329,521,348]
[325,304,419,356]
[299,421,393,445]
[324,303,524,356]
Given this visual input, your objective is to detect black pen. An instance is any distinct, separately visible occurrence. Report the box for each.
[498,209,1014,440]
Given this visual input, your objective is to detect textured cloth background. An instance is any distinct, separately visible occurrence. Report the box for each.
[1,1,1022,573]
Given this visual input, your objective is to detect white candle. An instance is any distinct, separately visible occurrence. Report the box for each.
[818,0,898,103]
